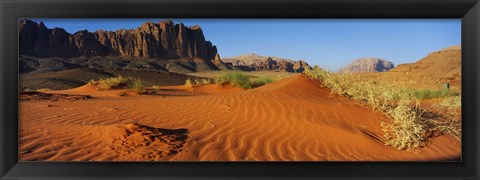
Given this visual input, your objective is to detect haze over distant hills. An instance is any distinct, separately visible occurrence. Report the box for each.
[221,53,311,72]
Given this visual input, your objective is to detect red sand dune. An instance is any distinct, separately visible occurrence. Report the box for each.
[19,75,460,161]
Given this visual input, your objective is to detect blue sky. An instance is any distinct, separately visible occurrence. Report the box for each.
[29,18,461,71]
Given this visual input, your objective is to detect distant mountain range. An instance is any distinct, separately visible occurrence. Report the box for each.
[19,19,311,73]
[339,57,395,73]
[18,19,461,90]
[222,53,311,72]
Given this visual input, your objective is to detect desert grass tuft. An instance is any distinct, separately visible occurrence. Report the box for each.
[184,79,194,88]
[35,88,53,92]
[215,71,252,89]
[251,76,276,88]
[185,78,212,88]
[89,75,133,91]
[89,75,144,94]
[429,96,462,141]
[130,79,145,95]
[415,88,458,99]
[304,66,456,150]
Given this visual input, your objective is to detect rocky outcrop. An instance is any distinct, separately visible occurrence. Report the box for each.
[340,57,394,73]
[221,53,311,72]
[389,45,461,86]
[19,19,218,61]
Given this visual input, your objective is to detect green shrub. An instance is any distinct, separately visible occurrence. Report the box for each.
[215,71,252,89]
[89,75,144,94]
[89,75,133,91]
[251,76,276,87]
[415,88,458,99]
[130,79,144,94]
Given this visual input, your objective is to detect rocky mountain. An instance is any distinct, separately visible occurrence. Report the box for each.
[339,57,395,73]
[19,19,230,73]
[389,45,461,87]
[19,19,220,60]
[221,53,311,72]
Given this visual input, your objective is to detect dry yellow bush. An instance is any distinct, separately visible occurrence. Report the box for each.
[89,75,133,91]
[305,66,432,150]
[184,78,194,88]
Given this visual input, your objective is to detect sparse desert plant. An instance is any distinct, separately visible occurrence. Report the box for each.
[429,95,462,141]
[194,79,201,86]
[304,65,447,150]
[439,95,461,109]
[185,78,193,88]
[89,75,133,91]
[20,88,32,92]
[415,88,458,99]
[89,75,145,94]
[200,78,211,85]
[251,76,276,87]
[381,91,427,150]
[304,66,351,95]
[185,78,212,88]
[36,88,52,92]
[215,71,252,89]
[130,79,145,95]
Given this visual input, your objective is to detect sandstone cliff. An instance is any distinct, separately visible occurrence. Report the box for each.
[389,45,461,86]
[19,19,219,61]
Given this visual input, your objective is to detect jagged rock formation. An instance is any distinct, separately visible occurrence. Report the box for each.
[340,57,394,73]
[221,53,311,72]
[19,19,218,61]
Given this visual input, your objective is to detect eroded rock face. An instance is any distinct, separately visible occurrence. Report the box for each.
[19,19,218,60]
[221,53,312,72]
[340,57,395,73]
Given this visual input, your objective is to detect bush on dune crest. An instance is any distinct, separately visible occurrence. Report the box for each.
[304,66,460,150]
[130,78,145,94]
[213,71,277,89]
[251,76,276,88]
[215,71,252,89]
[89,75,144,94]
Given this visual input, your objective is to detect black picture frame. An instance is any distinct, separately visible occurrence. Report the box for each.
[1,0,479,179]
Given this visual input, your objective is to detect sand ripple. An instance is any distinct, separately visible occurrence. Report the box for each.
[19,75,461,161]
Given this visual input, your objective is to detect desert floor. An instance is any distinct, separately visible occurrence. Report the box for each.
[19,75,461,161]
